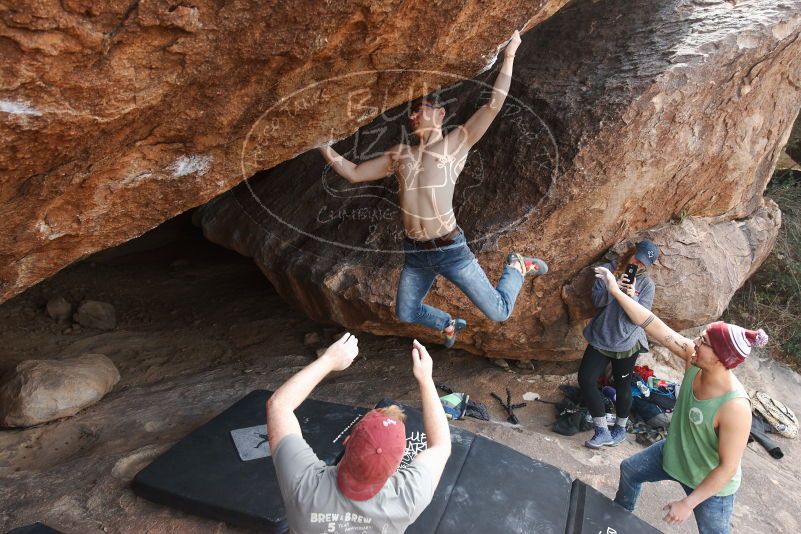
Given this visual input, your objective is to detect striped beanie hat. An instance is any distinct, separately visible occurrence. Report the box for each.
[706,321,769,369]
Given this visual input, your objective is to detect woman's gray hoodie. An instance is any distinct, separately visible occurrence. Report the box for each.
[582,262,655,352]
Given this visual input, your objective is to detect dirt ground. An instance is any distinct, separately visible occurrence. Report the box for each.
[1,219,800,533]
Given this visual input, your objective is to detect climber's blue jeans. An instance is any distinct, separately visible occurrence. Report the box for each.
[615,440,736,534]
[395,229,524,332]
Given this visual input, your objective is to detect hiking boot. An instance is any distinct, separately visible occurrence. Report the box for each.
[443,318,467,348]
[609,424,627,446]
[507,253,548,277]
[584,425,613,449]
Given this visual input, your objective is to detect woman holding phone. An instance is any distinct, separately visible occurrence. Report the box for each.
[579,240,660,449]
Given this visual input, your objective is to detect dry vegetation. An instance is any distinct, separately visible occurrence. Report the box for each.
[726,169,801,366]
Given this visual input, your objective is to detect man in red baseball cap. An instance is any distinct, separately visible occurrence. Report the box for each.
[336,408,408,500]
[595,266,767,534]
[267,333,451,534]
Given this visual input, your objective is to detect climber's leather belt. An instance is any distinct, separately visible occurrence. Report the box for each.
[404,226,462,250]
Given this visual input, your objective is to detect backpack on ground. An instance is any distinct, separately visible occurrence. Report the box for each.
[552,398,593,436]
[749,390,798,439]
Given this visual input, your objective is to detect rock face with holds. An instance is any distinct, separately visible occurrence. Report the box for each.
[0,0,568,303]
[196,0,801,359]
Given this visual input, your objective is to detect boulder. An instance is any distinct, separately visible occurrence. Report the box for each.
[778,111,801,169]
[73,300,117,330]
[46,296,72,323]
[196,0,800,359]
[0,0,568,303]
[563,202,782,330]
[0,354,120,427]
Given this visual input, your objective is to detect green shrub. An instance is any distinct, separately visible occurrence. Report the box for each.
[725,169,801,364]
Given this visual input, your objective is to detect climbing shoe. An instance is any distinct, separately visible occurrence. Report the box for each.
[443,318,467,349]
[507,253,548,277]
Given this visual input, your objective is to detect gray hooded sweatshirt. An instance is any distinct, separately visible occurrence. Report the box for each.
[583,262,655,353]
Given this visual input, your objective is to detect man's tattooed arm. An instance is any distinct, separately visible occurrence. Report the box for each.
[663,332,693,360]
[595,266,694,360]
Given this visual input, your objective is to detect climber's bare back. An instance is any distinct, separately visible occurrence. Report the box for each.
[390,131,470,241]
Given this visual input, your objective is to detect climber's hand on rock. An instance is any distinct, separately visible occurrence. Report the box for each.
[504,30,521,59]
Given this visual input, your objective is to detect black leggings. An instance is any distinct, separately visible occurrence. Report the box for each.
[578,344,639,419]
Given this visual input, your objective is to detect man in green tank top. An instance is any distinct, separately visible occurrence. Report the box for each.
[593,265,768,534]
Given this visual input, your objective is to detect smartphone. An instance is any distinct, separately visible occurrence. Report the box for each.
[624,263,638,285]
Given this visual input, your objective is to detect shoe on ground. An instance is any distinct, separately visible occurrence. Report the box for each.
[609,424,627,446]
[585,425,613,449]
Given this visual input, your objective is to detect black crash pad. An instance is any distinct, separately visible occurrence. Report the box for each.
[6,524,65,534]
[132,390,368,532]
[435,436,572,534]
[375,399,571,534]
[375,399,476,534]
[566,480,663,534]
[134,391,659,533]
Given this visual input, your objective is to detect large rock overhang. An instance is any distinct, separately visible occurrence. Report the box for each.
[196,0,800,359]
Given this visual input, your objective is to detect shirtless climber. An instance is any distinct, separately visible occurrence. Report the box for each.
[320,30,548,348]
